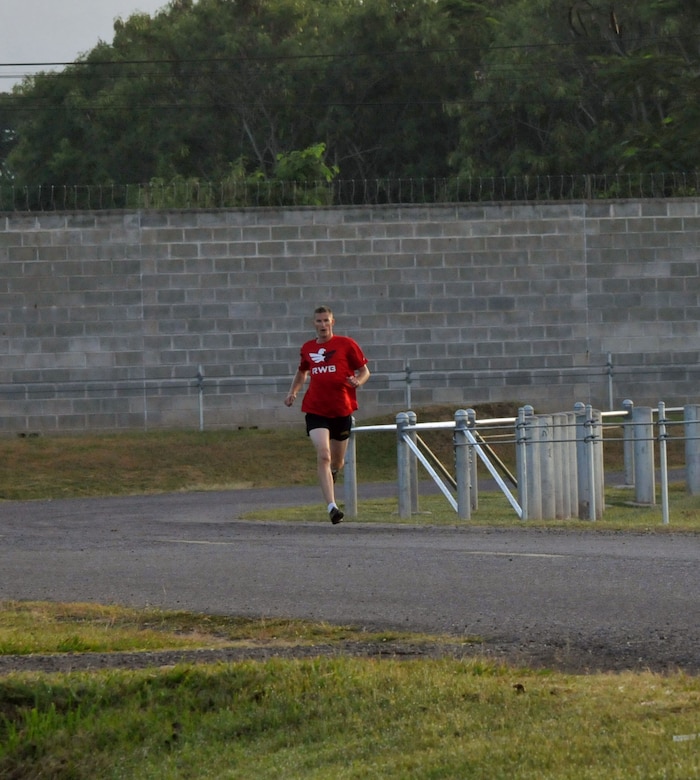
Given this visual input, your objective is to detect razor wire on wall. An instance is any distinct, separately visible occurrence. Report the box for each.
[3,172,700,211]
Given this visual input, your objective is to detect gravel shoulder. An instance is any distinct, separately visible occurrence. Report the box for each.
[2,633,697,677]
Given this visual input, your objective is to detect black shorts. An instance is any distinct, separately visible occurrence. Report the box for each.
[305,413,353,441]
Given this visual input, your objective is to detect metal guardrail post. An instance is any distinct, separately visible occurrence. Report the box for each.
[467,408,478,511]
[553,413,570,519]
[622,399,635,486]
[454,410,471,520]
[196,365,205,431]
[516,405,538,520]
[658,402,670,525]
[344,417,358,519]
[567,411,578,517]
[407,410,419,514]
[575,402,604,520]
[685,404,700,496]
[606,352,614,411]
[585,404,597,521]
[404,364,412,412]
[574,402,590,519]
[538,414,555,520]
[515,407,528,520]
[633,406,655,505]
[396,412,412,519]
[592,406,605,520]
[526,408,542,520]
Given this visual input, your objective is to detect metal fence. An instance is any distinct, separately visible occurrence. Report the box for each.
[3,172,700,211]
[343,402,700,525]
[2,358,700,434]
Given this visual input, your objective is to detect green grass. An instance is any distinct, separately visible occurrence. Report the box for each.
[1,603,699,780]
[0,426,399,500]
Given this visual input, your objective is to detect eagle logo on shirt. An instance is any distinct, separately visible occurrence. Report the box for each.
[310,348,336,364]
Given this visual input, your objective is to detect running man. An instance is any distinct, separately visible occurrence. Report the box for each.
[284,305,370,523]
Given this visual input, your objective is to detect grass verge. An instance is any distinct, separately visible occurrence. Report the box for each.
[1,602,699,780]
[0,428,400,500]
[0,601,448,656]
[244,483,700,532]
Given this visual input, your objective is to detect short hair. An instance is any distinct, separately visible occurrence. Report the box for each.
[314,305,333,316]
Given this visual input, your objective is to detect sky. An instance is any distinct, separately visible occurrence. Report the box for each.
[1,0,169,91]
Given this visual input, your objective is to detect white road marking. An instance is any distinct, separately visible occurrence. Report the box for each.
[157,538,566,557]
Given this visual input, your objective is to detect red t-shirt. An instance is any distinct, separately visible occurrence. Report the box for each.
[298,335,368,418]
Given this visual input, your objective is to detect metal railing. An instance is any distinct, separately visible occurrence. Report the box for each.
[3,357,699,434]
[343,402,700,525]
[3,171,700,211]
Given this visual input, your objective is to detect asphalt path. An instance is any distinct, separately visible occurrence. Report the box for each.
[1,483,699,673]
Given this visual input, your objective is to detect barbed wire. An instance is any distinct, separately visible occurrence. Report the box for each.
[2,172,700,211]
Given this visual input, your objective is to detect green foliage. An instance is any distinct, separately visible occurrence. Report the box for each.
[449,0,700,177]
[273,143,338,183]
[132,144,338,208]
[1,0,487,188]
[2,0,700,190]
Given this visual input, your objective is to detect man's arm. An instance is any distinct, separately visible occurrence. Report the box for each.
[348,364,370,389]
[284,369,308,407]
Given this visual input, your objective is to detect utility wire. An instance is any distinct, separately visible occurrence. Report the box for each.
[0,31,695,69]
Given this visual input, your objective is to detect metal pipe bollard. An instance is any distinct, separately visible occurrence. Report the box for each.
[553,412,571,519]
[454,410,471,520]
[344,418,358,519]
[538,414,555,520]
[632,406,655,506]
[575,402,598,520]
[516,405,539,519]
[407,410,419,514]
[515,406,529,520]
[396,412,412,519]
[565,411,578,517]
[685,404,700,496]
[622,399,635,486]
[196,365,205,431]
[467,408,479,511]
[658,401,670,525]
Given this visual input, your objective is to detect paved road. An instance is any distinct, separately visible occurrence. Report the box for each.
[1,484,699,673]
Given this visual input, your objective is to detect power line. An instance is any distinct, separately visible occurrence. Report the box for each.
[0,32,694,72]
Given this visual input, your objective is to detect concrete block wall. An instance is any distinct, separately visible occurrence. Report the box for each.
[0,200,698,432]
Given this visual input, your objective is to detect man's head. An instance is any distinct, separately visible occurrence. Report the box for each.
[313,305,335,342]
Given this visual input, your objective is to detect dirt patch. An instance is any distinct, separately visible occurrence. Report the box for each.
[1,634,697,676]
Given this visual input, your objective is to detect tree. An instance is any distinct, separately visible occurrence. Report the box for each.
[3,0,492,187]
[448,0,700,178]
[5,0,699,190]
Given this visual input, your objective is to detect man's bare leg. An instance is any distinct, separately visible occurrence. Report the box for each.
[309,428,336,504]
[309,429,346,522]
[330,438,348,483]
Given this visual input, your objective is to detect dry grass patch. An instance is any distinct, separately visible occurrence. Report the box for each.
[0,601,450,656]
